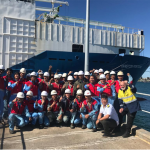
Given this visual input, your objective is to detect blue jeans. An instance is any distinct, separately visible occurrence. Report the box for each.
[81,113,98,129]
[24,112,38,125]
[9,114,26,131]
[0,90,4,120]
[108,96,115,105]
[38,112,50,126]
[70,112,82,124]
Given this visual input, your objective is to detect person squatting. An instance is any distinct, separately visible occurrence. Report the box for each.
[0,65,140,138]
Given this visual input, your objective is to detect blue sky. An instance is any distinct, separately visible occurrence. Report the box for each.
[36,0,150,78]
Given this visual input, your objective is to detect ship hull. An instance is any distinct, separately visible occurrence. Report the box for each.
[11,51,150,84]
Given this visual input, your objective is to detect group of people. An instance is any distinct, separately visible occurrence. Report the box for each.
[0,65,141,138]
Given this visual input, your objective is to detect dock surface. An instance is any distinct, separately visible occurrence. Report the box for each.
[0,125,150,149]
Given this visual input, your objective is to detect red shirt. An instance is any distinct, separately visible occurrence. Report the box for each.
[52,82,63,95]
[99,83,112,97]
[88,83,100,96]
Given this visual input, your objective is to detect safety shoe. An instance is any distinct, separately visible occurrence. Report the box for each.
[16,126,20,129]
[70,123,75,129]
[82,125,86,129]
[9,129,15,134]
[92,128,97,132]
[39,124,44,129]
[102,133,111,138]
[122,131,130,138]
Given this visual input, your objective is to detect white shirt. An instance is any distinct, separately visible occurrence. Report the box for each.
[100,103,119,125]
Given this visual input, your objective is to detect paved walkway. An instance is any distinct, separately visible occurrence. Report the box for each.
[0,125,150,149]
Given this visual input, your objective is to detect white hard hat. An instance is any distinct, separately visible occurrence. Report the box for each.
[17,92,25,98]
[26,73,30,77]
[76,89,83,95]
[78,71,84,75]
[62,73,67,78]
[110,71,116,75]
[65,89,71,94]
[51,90,57,95]
[44,72,49,77]
[26,91,33,96]
[38,70,43,75]
[0,65,4,70]
[99,68,104,73]
[84,90,91,96]
[74,72,78,76]
[20,68,26,74]
[30,72,37,76]
[67,75,73,81]
[100,74,106,79]
[94,70,99,74]
[58,74,62,77]
[117,71,124,76]
[85,71,90,76]
[54,74,60,79]
[41,91,48,96]
[104,70,110,75]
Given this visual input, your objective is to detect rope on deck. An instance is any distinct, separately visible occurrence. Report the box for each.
[141,110,150,114]
[136,92,150,97]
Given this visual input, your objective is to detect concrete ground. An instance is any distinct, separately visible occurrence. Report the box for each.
[0,124,150,149]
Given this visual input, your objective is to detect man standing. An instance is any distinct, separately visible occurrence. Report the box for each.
[118,81,140,138]
[96,94,119,137]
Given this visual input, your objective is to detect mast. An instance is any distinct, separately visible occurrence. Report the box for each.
[84,0,90,72]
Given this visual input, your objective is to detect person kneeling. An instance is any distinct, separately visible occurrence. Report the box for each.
[96,94,119,137]
[34,91,50,129]
[80,90,98,132]
[9,92,31,134]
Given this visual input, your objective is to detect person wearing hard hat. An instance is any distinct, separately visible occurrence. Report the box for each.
[84,75,100,106]
[96,94,119,137]
[26,73,31,81]
[118,81,140,138]
[0,65,5,122]
[47,90,61,124]
[104,70,110,81]
[70,89,85,129]
[8,92,31,134]
[97,74,116,105]
[99,68,104,76]
[8,72,24,106]
[24,91,38,126]
[51,74,63,96]
[61,75,74,96]
[84,71,90,82]
[37,70,44,82]
[107,71,117,86]
[94,70,99,79]
[34,91,50,129]
[59,89,73,124]
[23,72,39,101]
[20,68,27,85]
[73,72,78,82]
[80,90,98,132]
[62,73,67,83]
[73,71,86,97]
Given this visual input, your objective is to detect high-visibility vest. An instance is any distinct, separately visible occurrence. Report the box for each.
[118,86,137,104]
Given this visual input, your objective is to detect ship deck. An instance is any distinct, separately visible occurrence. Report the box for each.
[1,124,150,149]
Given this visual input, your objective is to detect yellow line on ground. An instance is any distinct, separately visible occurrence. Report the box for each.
[135,135,150,145]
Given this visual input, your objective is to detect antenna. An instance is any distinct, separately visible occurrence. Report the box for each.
[35,0,69,22]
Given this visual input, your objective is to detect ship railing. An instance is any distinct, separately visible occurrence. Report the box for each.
[36,14,143,34]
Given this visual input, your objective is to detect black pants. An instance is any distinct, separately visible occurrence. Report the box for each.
[100,119,117,134]
[120,108,137,132]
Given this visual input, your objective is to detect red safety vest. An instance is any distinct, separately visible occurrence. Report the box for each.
[40,81,50,94]
[25,81,39,96]
[0,76,5,90]
[115,80,121,93]
[11,101,27,115]
[88,83,100,96]
[52,82,63,95]
[25,99,35,113]
[49,99,60,112]
[83,99,97,113]
[67,84,74,96]
[38,99,49,112]
[99,83,112,97]
[75,98,84,110]
[20,78,27,85]
[9,80,23,95]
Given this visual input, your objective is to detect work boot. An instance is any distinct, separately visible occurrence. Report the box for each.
[39,124,44,129]
[122,131,130,138]
[9,129,15,134]
[70,123,75,129]
[82,125,86,129]
[102,133,111,138]
[92,128,97,132]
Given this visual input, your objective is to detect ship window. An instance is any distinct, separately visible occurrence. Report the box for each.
[49,58,57,60]
[59,59,65,61]
[119,49,126,56]
[75,56,79,60]
[72,44,83,52]
[68,59,72,61]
